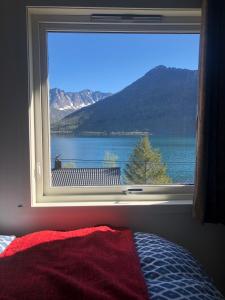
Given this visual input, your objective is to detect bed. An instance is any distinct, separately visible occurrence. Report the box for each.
[0,228,224,300]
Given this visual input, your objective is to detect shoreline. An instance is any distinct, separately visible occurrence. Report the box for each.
[51,131,152,137]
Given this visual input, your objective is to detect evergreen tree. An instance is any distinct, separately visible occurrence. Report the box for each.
[103,151,118,168]
[124,136,172,184]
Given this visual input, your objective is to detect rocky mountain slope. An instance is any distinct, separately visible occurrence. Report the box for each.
[50,88,112,123]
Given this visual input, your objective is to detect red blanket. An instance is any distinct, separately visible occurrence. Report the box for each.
[0,226,149,300]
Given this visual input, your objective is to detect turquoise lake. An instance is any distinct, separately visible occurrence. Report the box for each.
[51,135,196,184]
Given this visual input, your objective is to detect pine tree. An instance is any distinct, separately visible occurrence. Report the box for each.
[124,136,172,184]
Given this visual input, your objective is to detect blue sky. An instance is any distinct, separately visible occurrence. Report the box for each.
[48,33,199,93]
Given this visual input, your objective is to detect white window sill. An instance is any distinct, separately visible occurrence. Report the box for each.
[32,199,193,207]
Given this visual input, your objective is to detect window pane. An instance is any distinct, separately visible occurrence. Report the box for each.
[48,32,199,187]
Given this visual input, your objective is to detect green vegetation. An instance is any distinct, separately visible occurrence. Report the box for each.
[124,136,172,184]
[103,151,118,168]
[63,162,76,168]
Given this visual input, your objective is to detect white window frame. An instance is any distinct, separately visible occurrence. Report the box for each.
[27,7,201,207]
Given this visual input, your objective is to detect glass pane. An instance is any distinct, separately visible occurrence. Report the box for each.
[48,32,199,187]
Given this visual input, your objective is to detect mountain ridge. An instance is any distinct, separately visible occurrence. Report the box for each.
[52,66,198,136]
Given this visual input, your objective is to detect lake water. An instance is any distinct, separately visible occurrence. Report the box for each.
[51,135,196,184]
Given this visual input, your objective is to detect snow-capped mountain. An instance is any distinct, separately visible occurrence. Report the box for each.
[50,88,112,123]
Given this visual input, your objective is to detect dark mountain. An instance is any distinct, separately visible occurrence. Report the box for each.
[52,66,198,136]
[50,88,112,123]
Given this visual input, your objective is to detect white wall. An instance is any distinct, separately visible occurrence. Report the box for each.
[1,0,225,295]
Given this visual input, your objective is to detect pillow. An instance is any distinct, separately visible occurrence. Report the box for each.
[134,232,224,300]
[0,235,15,254]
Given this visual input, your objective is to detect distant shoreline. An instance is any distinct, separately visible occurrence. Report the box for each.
[51,131,151,137]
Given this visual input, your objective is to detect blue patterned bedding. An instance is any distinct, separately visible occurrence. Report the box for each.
[134,233,224,300]
[0,235,15,254]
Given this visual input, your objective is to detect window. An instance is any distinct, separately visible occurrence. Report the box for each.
[28,7,201,206]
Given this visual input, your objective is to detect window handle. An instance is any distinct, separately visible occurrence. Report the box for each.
[123,188,143,195]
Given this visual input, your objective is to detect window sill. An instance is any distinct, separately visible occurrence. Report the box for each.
[32,199,193,207]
